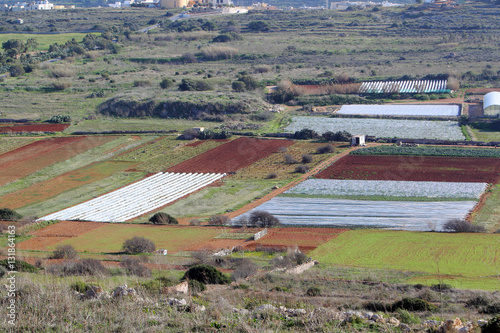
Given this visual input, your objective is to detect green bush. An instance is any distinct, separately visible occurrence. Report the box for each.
[481,303,500,315]
[122,236,155,254]
[0,259,37,273]
[182,265,230,285]
[481,316,500,333]
[188,279,206,293]
[0,208,22,221]
[397,309,421,324]
[70,281,89,293]
[391,298,436,312]
[178,78,213,91]
[149,212,178,225]
[160,78,174,89]
[306,287,321,296]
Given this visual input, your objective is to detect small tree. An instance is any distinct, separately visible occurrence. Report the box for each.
[149,212,178,225]
[160,78,174,89]
[121,257,151,277]
[301,154,313,163]
[122,237,155,254]
[316,144,335,154]
[248,211,280,228]
[209,215,231,226]
[51,245,78,260]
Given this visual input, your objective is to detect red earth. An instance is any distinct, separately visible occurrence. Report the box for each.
[243,227,348,253]
[315,155,500,183]
[0,136,114,186]
[0,123,69,133]
[167,137,294,173]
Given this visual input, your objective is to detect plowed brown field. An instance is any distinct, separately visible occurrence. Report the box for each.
[0,123,69,133]
[167,137,294,173]
[315,155,500,183]
[30,221,107,237]
[0,136,114,186]
[243,227,348,253]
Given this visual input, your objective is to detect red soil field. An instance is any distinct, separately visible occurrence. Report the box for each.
[0,123,69,133]
[167,137,294,173]
[315,155,500,183]
[31,221,107,237]
[243,227,348,253]
[0,136,114,186]
[185,238,248,251]
[16,237,72,250]
[0,161,136,210]
[184,139,230,147]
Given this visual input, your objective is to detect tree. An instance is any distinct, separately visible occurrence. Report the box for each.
[51,245,78,259]
[2,39,26,57]
[9,65,25,77]
[149,212,178,225]
[294,128,318,140]
[0,208,22,221]
[442,219,485,233]
[248,211,280,228]
[209,215,231,226]
[122,236,155,254]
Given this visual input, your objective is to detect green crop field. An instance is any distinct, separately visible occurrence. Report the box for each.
[0,33,98,51]
[310,229,500,290]
[52,224,220,254]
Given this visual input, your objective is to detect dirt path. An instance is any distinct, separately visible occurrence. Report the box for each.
[225,145,363,220]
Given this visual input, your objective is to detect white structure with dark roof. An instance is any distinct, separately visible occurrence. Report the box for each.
[483,92,500,117]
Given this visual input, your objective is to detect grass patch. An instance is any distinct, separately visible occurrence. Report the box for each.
[310,229,500,290]
[53,225,220,254]
[471,184,500,231]
[0,33,97,52]
[469,127,500,143]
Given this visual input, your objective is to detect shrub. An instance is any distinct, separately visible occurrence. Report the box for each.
[181,52,197,63]
[188,279,206,293]
[133,79,152,87]
[364,301,390,312]
[121,257,151,277]
[465,296,490,309]
[182,264,231,284]
[481,303,500,315]
[316,144,335,154]
[70,281,89,293]
[0,259,37,273]
[301,154,313,163]
[52,82,71,91]
[430,283,452,292]
[443,219,485,233]
[322,130,352,142]
[248,211,280,228]
[160,78,174,89]
[9,65,25,77]
[122,236,155,254]
[231,259,258,281]
[50,245,78,259]
[481,316,500,333]
[397,309,421,324]
[149,212,178,225]
[306,287,321,296]
[179,78,213,91]
[53,259,108,276]
[254,65,272,74]
[265,172,277,179]
[209,215,231,226]
[247,20,270,32]
[391,298,436,312]
[201,46,238,61]
[232,80,246,92]
[294,164,310,173]
[0,208,22,221]
[294,128,318,140]
[284,153,298,164]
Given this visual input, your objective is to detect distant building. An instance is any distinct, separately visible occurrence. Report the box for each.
[483,91,500,117]
[160,0,188,8]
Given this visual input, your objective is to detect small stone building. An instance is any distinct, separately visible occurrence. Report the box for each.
[351,135,366,146]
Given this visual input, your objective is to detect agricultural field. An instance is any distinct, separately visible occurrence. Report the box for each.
[0,123,69,133]
[39,172,226,222]
[234,197,477,231]
[0,137,38,155]
[0,33,97,51]
[284,116,465,140]
[243,227,348,253]
[337,104,460,117]
[315,155,500,183]
[0,136,114,186]
[351,145,500,158]
[21,223,221,254]
[167,137,295,174]
[284,179,487,200]
[0,161,137,210]
[310,229,500,290]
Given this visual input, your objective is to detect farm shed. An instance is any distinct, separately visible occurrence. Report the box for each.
[483,91,500,117]
[351,135,366,146]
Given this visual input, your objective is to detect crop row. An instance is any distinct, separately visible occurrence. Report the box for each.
[284,116,465,140]
[39,172,225,222]
[351,145,500,158]
[284,179,487,200]
[337,104,459,117]
[234,197,477,231]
